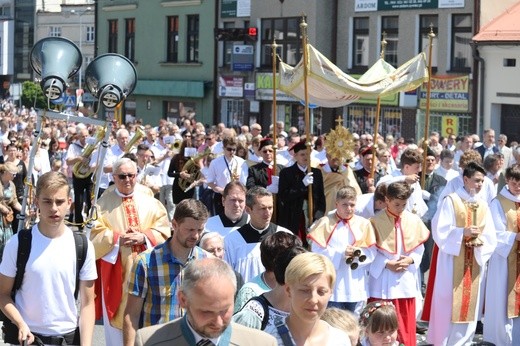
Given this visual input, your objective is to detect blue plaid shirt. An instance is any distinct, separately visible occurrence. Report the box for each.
[128,238,209,327]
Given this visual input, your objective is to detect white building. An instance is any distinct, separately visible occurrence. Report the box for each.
[473,1,520,143]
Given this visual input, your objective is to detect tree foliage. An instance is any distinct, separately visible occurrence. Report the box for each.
[21,81,47,109]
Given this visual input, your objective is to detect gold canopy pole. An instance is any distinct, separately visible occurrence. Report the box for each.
[300,17,313,226]
[370,33,387,180]
[271,39,278,219]
[420,26,436,189]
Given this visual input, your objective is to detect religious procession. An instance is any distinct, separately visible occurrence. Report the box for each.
[0,8,516,346]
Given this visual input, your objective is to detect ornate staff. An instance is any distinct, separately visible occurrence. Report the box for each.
[271,39,278,218]
[300,17,313,227]
[420,25,436,189]
[370,33,387,180]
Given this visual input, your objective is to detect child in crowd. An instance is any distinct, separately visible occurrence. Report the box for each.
[369,181,429,346]
[359,301,402,346]
[321,307,360,346]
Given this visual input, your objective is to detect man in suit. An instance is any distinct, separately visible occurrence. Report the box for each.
[277,140,326,246]
[246,138,284,192]
[134,258,276,346]
[476,128,499,160]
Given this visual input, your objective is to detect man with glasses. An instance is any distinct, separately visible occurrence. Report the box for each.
[205,137,248,215]
[246,138,284,192]
[91,158,171,346]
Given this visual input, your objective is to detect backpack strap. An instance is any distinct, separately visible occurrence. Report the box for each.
[275,318,294,346]
[72,231,88,300]
[13,229,32,293]
[239,294,271,330]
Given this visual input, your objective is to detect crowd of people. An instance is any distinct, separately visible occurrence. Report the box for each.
[0,98,518,345]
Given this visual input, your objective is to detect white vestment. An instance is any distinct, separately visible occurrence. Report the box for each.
[483,187,520,345]
[427,187,497,346]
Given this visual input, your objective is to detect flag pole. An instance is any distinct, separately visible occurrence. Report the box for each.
[420,25,436,189]
[271,39,278,219]
[370,33,387,180]
[300,16,313,227]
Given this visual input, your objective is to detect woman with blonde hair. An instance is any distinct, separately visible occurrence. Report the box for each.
[0,162,22,258]
[267,252,351,345]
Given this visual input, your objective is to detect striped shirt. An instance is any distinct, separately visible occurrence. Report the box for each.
[128,238,209,327]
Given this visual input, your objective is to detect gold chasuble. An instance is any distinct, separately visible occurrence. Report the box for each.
[308,213,376,248]
[91,188,171,329]
[497,194,520,318]
[318,165,361,214]
[448,193,486,323]
[370,209,429,254]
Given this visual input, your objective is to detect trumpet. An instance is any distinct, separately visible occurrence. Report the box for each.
[170,139,183,155]
[124,126,145,153]
[73,126,106,179]
[345,248,367,270]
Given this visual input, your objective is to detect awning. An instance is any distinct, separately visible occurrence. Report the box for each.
[133,80,205,98]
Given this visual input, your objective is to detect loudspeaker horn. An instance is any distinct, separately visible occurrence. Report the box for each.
[30,37,82,101]
[84,54,137,109]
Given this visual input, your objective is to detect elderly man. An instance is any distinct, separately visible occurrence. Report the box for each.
[123,199,210,346]
[134,258,277,346]
[91,128,130,196]
[90,157,170,345]
[204,181,249,238]
[476,129,500,160]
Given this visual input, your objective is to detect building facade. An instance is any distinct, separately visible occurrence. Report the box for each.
[0,0,35,99]
[95,0,216,126]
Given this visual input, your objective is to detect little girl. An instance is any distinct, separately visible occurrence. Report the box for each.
[359,301,402,346]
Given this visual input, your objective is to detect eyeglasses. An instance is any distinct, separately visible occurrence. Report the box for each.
[116,173,136,180]
[225,147,237,152]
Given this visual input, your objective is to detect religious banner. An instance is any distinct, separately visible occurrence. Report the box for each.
[279,44,428,108]
[419,75,469,112]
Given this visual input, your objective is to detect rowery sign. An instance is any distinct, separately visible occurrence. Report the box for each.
[419,75,470,112]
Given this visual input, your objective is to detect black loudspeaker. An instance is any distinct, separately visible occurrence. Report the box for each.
[84,54,137,109]
[30,37,82,100]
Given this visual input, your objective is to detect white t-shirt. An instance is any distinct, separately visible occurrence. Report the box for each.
[0,225,97,335]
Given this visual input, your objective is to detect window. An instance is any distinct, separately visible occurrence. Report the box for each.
[125,18,135,62]
[451,14,472,71]
[419,15,438,69]
[167,16,179,63]
[504,58,516,67]
[222,22,235,66]
[187,15,199,63]
[49,26,61,37]
[261,17,301,68]
[381,16,398,66]
[108,20,118,53]
[86,26,95,43]
[352,17,369,70]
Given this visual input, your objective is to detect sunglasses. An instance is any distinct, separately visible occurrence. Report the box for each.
[226,147,237,152]
[117,173,136,180]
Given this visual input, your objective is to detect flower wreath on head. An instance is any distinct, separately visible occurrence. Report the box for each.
[359,300,396,328]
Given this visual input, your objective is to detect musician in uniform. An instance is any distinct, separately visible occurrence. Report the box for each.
[205,136,248,215]
[65,127,93,229]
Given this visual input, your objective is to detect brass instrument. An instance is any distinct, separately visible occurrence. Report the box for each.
[124,126,145,153]
[73,126,106,178]
[178,148,211,192]
[231,163,240,182]
[171,139,183,155]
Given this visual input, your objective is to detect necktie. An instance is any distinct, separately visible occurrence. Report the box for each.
[196,340,215,346]
[267,165,273,185]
